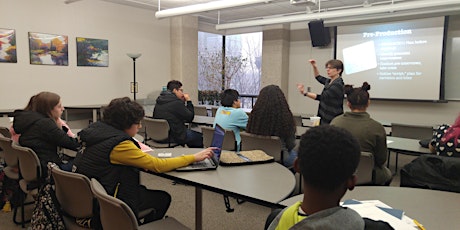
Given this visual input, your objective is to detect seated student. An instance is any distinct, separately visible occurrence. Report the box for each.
[73,97,215,224]
[330,82,392,185]
[246,85,297,168]
[12,92,80,173]
[213,89,248,150]
[153,80,203,148]
[430,113,460,157]
[267,126,393,230]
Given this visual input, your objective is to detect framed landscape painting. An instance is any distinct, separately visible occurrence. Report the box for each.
[0,28,17,63]
[29,32,68,66]
[76,37,108,67]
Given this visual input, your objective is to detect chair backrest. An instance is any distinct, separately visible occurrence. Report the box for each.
[240,132,282,162]
[0,136,18,168]
[355,152,375,185]
[194,105,208,116]
[0,126,11,138]
[90,178,138,230]
[12,143,41,182]
[211,107,218,117]
[51,166,94,218]
[293,115,303,127]
[143,117,170,142]
[391,123,434,140]
[201,126,237,151]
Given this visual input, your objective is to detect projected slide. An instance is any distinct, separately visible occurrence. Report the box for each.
[343,41,377,75]
[336,17,445,101]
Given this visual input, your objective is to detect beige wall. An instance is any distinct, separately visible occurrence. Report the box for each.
[0,0,171,109]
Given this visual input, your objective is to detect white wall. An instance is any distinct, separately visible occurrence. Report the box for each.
[0,0,171,110]
[288,16,460,125]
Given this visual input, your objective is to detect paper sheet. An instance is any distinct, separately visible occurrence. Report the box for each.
[341,200,419,229]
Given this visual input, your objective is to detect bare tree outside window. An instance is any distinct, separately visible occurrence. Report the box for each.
[198,31,262,108]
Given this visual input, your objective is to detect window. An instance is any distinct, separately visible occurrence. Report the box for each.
[198,31,262,108]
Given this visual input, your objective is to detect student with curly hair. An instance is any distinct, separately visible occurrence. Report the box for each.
[73,97,215,224]
[297,59,344,125]
[267,126,393,230]
[246,85,297,168]
[331,82,392,185]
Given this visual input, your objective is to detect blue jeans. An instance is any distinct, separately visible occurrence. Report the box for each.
[283,149,298,169]
[185,129,204,148]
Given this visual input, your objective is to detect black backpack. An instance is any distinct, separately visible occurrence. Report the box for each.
[400,155,460,193]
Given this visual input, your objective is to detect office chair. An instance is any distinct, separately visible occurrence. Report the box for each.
[12,143,42,228]
[51,165,96,229]
[201,126,237,151]
[143,117,179,148]
[90,178,189,230]
[355,152,375,185]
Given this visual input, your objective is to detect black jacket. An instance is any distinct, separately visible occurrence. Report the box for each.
[12,110,80,169]
[153,91,194,144]
[74,121,142,217]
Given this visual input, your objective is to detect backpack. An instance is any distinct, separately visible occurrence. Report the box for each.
[31,182,66,230]
[400,155,460,193]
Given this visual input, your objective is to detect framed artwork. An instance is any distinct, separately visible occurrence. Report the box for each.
[76,37,108,67]
[0,28,17,63]
[29,32,68,66]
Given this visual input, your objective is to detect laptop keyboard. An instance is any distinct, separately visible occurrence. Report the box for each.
[190,159,215,168]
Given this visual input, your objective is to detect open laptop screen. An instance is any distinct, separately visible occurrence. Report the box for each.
[211,123,225,161]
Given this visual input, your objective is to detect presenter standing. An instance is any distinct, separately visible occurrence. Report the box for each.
[297,59,344,125]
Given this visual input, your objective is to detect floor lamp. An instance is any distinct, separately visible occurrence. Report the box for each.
[127,53,142,101]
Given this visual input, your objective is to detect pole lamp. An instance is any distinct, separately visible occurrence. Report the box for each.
[127,53,142,101]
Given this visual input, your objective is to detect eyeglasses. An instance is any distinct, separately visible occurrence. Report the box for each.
[325,67,337,70]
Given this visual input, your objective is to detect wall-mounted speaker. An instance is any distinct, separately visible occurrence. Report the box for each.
[308,20,331,47]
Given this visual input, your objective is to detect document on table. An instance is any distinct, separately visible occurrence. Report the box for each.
[341,200,419,229]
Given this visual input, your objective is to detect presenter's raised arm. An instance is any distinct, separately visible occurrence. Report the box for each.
[309,59,320,77]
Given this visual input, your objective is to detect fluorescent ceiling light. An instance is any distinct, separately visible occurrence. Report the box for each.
[215,0,460,30]
[155,0,270,19]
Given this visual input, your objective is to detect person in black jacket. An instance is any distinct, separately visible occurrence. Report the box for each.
[153,80,203,147]
[13,92,80,175]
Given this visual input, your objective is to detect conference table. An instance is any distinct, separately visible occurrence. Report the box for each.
[64,104,106,123]
[0,117,12,129]
[279,186,460,229]
[147,148,296,230]
[192,115,215,126]
[386,136,432,172]
[0,109,14,117]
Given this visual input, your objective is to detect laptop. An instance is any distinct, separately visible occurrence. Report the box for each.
[176,124,225,171]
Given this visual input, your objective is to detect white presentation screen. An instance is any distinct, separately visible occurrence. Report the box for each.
[336,17,446,101]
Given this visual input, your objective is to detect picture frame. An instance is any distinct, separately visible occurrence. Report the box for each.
[76,37,109,67]
[0,28,17,63]
[29,32,68,66]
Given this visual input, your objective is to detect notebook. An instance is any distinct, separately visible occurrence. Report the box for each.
[176,123,225,171]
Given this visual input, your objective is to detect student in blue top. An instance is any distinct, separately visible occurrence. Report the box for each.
[213,89,248,150]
